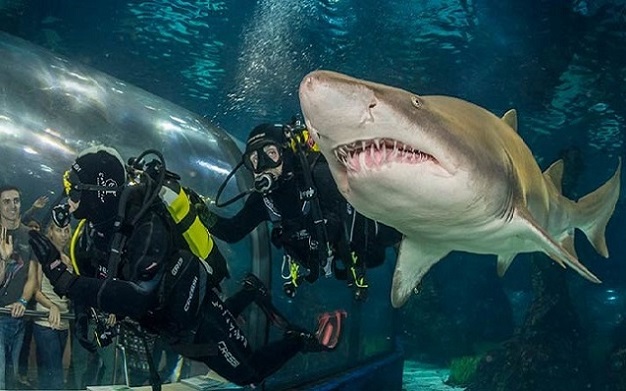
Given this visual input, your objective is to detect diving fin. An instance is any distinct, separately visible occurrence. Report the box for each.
[315,309,347,350]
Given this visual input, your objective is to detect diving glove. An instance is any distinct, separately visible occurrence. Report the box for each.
[28,230,77,296]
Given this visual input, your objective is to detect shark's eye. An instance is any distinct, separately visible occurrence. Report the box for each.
[411,96,423,109]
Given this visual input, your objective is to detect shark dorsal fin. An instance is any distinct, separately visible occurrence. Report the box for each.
[543,159,564,194]
[501,109,518,132]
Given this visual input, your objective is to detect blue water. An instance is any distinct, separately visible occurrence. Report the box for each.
[1,1,625,390]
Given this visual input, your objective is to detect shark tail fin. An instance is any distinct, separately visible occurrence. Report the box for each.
[573,159,621,258]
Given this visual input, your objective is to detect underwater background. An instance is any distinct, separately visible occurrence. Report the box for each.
[1,0,625,390]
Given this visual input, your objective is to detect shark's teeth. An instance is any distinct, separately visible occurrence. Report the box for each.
[333,138,434,172]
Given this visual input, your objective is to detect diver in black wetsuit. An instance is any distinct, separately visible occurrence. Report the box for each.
[208,122,402,301]
[28,145,338,388]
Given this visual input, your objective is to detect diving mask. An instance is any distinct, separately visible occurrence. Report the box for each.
[243,143,283,174]
[62,169,124,203]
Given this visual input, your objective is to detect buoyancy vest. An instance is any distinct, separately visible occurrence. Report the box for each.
[70,176,229,286]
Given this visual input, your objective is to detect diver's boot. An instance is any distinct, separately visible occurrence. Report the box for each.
[285,310,346,352]
[285,326,328,353]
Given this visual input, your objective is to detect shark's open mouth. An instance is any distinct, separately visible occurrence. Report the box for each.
[333,138,435,172]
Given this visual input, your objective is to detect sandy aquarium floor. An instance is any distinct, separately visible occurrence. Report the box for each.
[403,360,466,391]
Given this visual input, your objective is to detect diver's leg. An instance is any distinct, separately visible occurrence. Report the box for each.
[191,289,258,385]
[336,239,369,301]
[226,273,291,329]
[193,290,296,386]
[194,289,329,386]
[347,251,369,301]
[223,284,256,318]
[244,330,330,379]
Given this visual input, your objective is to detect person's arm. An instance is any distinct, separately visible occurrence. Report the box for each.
[35,264,62,328]
[10,258,37,317]
[209,192,267,243]
[0,227,13,283]
[21,195,49,223]
[66,212,170,317]
[0,260,5,288]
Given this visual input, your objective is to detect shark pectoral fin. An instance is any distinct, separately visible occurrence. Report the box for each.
[561,233,578,259]
[514,209,601,284]
[496,254,516,277]
[391,238,448,308]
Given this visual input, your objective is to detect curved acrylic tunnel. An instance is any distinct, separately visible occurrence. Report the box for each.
[0,32,401,390]
[0,31,270,346]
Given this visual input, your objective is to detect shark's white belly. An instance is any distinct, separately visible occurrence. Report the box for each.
[344,168,542,257]
[403,214,538,256]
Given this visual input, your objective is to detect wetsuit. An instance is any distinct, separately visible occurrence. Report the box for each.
[210,154,401,289]
[41,203,313,386]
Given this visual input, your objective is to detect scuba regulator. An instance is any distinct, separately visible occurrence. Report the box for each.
[215,118,309,208]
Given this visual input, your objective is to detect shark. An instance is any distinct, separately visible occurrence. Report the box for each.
[298,70,622,308]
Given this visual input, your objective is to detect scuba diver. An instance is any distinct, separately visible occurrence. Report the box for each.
[28,145,342,389]
[209,120,402,301]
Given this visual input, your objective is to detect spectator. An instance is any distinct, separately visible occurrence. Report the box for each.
[17,217,41,387]
[0,185,38,389]
[33,207,72,389]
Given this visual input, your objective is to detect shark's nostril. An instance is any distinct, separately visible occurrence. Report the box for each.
[302,75,316,91]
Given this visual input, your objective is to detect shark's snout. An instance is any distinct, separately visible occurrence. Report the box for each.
[299,70,337,107]
[299,70,380,144]
[299,70,353,94]
[299,71,321,95]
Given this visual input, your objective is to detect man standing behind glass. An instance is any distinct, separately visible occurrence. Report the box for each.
[0,185,37,389]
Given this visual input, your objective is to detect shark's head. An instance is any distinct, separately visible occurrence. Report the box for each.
[299,70,514,235]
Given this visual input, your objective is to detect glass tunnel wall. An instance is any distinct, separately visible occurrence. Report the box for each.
[0,32,399,389]
[265,249,398,389]
[0,32,260,386]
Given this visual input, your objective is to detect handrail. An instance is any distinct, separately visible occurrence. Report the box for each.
[0,307,75,320]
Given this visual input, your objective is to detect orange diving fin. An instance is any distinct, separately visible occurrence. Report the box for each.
[315,309,347,350]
